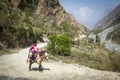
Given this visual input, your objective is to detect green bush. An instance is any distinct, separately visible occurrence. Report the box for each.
[48,34,71,56]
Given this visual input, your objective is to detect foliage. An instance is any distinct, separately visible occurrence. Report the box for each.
[18,0,37,10]
[0,1,79,49]
[0,0,45,48]
[61,22,80,37]
[95,34,100,44]
[68,38,120,72]
[48,34,71,56]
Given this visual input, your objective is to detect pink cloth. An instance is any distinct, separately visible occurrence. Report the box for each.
[29,45,40,53]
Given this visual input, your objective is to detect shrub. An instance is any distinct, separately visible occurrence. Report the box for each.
[48,34,71,56]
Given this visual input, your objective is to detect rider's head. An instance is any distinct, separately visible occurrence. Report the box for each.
[33,41,37,46]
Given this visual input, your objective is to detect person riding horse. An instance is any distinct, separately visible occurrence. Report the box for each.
[27,41,48,71]
[28,41,40,59]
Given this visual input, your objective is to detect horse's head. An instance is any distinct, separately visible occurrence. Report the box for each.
[44,52,48,60]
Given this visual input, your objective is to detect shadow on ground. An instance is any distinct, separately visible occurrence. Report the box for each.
[31,67,51,71]
[0,75,34,80]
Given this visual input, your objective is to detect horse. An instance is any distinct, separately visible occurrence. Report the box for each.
[28,50,48,71]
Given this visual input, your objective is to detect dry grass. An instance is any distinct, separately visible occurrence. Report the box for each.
[70,45,120,72]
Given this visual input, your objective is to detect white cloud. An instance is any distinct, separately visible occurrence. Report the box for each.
[75,7,93,18]
[74,7,94,29]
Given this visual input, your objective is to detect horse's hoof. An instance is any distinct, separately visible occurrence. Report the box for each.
[29,68,31,71]
[39,67,42,72]
[39,69,43,72]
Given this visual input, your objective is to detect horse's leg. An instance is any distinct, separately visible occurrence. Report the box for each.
[29,60,33,71]
[38,61,42,71]
[39,64,42,71]
[38,57,44,71]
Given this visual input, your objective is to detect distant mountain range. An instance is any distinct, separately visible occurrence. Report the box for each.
[95,4,120,30]
[93,4,120,54]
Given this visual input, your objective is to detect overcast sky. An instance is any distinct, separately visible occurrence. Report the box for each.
[59,0,120,30]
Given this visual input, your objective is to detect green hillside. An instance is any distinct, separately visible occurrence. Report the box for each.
[0,0,84,49]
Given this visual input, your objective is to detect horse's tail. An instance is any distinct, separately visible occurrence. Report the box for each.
[26,58,29,64]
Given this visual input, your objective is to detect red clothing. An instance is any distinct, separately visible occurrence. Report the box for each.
[29,45,40,59]
[29,45,38,53]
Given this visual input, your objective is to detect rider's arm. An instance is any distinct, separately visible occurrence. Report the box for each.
[28,45,33,58]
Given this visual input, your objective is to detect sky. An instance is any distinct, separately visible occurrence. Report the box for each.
[58,0,120,30]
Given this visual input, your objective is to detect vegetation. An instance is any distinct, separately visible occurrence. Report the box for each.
[18,0,37,10]
[74,38,120,72]
[0,1,43,48]
[71,46,120,72]
[0,0,79,51]
[49,38,120,72]
[48,34,71,56]
[85,15,120,71]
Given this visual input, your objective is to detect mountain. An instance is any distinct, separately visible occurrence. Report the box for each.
[95,4,120,30]
[93,3,120,44]
[92,4,120,54]
[94,4,120,44]
[0,0,86,49]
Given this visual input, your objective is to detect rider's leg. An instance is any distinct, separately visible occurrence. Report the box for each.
[31,52,35,59]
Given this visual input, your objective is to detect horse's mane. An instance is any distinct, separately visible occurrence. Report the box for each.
[38,50,46,56]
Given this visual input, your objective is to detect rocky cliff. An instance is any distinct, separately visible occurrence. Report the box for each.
[0,0,86,49]
[95,4,120,30]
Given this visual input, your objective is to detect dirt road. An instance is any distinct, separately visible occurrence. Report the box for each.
[0,43,120,80]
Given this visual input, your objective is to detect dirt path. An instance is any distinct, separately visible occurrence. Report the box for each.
[0,43,120,80]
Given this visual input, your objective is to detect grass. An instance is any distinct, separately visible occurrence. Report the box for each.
[49,38,120,72]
